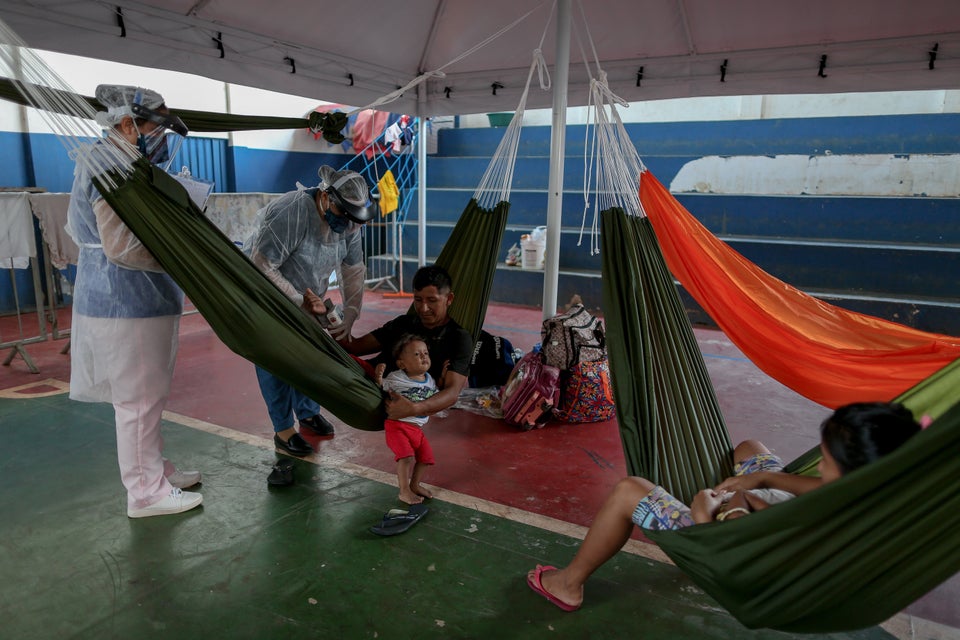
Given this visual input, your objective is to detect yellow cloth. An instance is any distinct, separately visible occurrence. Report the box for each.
[377,170,399,216]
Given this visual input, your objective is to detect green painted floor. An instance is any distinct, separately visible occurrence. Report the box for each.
[1,393,898,640]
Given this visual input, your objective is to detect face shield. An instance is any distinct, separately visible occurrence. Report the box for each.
[321,169,376,224]
[137,127,185,169]
[130,102,188,171]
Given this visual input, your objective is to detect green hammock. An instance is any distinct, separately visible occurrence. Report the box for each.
[600,208,733,503]
[647,361,960,632]
[417,198,509,342]
[94,159,507,430]
[600,206,960,631]
[0,78,310,133]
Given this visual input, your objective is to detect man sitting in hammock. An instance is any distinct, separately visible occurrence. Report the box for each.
[335,265,473,420]
[525,402,923,612]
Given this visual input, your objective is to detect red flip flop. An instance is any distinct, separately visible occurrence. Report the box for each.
[526,564,581,612]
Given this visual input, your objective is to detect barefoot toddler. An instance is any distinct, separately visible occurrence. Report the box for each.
[375,334,440,504]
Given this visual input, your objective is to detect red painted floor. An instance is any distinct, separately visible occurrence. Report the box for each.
[2,295,957,629]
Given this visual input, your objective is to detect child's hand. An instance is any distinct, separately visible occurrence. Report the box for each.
[374,363,386,387]
[691,488,725,524]
[436,360,451,388]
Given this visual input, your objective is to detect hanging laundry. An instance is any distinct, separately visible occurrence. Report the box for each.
[384,121,404,153]
[352,109,392,159]
[377,170,400,216]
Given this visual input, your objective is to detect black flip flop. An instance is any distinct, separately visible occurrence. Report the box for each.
[267,458,295,486]
[370,503,429,536]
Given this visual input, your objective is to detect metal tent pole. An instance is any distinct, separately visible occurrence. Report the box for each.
[417,109,427,269]
[542,0,571,320]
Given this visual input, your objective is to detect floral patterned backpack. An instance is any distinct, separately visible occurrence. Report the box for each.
[552,358,616,423]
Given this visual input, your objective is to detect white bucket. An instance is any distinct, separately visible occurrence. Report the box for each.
[520,238,545,270]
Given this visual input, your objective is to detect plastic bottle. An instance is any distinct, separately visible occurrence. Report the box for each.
[323,298,343,327]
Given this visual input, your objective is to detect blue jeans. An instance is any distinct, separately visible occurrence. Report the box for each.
[254,366,321,432]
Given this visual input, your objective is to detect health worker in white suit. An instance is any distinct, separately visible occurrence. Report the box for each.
[245,165,375,457]
[67,84,202,518]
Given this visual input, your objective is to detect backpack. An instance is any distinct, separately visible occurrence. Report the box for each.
[553,358,617,423]
[500,352,561,430]
[469,330,517,388]
[540,304,605,371]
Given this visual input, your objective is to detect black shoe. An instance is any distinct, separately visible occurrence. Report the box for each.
[267,458,295,486]
[274,432,313,457]
[300,414,335,437]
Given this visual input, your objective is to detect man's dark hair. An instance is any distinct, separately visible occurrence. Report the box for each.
[412,264,453,293]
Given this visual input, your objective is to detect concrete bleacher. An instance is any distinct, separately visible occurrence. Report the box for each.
[398,114,960,334]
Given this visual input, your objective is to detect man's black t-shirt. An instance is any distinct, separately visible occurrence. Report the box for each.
[372,314,473,382]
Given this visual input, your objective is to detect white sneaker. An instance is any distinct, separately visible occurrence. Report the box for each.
[168,470,202,489]
[128,488,203,518]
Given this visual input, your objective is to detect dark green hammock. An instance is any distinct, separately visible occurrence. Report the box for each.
[0,77,341,135]
[600,208,733,503]
[417,198,509,342]
[600,207,960,631]
[94,159,508,430]
[1,77,306,131]
[650,362,960,632]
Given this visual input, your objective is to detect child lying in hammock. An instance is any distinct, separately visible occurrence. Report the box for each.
[526,402,923,612]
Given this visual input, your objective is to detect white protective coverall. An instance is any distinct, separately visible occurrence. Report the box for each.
[67,140,185,511]
[245,187,366,325]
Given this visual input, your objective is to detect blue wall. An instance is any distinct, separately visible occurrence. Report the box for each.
[0,131,31,187]
[3,115,959,334]
[231,147,345,193]
[0,132,343,311]
[423,113,960,334]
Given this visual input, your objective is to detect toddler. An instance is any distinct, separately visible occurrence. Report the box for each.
[375,334,440,504]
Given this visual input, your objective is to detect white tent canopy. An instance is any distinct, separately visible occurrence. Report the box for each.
[2,0,959,316]
[2,0,959,116]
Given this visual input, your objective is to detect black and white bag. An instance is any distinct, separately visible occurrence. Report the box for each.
[540,304,605,371]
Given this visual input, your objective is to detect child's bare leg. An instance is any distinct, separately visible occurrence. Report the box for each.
[374,363,386,386]
[732,439,771,464]
[396,457,422,504]
[529,476,655,608]
[409,461,433,499]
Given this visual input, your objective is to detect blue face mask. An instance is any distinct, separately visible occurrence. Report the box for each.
[137,129,170,165]
[324,209,350,233]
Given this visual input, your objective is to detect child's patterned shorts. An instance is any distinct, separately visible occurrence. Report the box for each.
[630,452,785,531]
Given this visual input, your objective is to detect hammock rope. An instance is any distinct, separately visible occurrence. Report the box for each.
[433,33,553,340]
[585,70,732,502]
[473,12,553,209]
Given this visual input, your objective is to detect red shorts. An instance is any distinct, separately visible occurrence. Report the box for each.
[350,355,377,378]
[384,419,435,464]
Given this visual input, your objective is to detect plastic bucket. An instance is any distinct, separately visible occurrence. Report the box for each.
[520,238,545,270]
[487,112,513,127]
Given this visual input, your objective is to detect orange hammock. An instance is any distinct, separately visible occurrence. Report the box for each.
[640,171,960,409]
